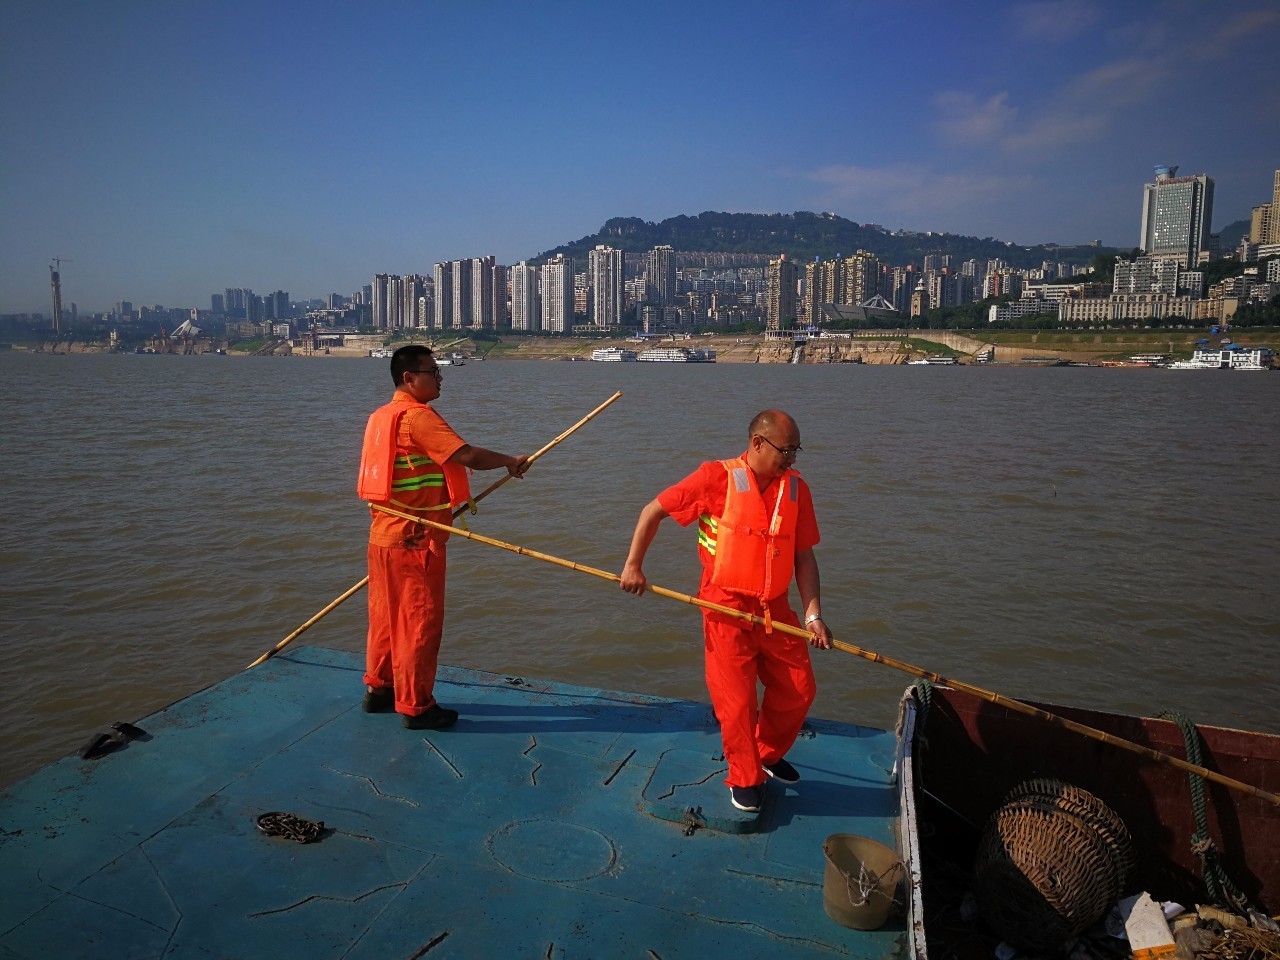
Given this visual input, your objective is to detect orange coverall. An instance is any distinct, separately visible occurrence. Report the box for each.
[361,395,467,717]
[657,457,820,788]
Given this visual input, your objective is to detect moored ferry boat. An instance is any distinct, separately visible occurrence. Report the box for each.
[637,347,716,362]
[1168,345,1273,370]
[590,346,638,361]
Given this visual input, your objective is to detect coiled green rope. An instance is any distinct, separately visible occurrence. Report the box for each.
[1156,710,1252,914]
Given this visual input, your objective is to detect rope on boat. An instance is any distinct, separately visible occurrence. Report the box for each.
[1157,710,1254,915]
[910,678,934,740]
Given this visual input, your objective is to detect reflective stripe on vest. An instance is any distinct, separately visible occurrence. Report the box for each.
[706,457,800,602]
[697,513,718,553]
[388,451,452,514]
[391,455,446,493]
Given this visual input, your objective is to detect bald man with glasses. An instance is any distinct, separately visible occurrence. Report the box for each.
[357,344,528,730]
[620,409,832,814]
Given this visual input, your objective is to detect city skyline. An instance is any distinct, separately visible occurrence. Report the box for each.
[2,0,1278,314]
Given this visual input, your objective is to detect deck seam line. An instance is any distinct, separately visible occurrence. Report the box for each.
[420,739,463,778]
[324,764,422,806]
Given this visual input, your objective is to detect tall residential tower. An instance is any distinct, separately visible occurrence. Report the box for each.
[588,245,624,327]
[1139,165,1214,267]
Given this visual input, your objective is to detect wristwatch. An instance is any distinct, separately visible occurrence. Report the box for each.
[804,614,823,626]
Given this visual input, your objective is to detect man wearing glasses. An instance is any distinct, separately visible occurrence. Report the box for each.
[620,409,833,814]
[358,344,528,729]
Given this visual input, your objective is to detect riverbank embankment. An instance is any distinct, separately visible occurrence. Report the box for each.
[20,327,1278,364]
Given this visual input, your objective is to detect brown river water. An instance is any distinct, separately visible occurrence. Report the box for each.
[1,351,1277,787]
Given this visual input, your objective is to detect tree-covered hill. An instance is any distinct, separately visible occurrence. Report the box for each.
[532,211,1119,269]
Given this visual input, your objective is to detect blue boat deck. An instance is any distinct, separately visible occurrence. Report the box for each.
[0,646,907,959]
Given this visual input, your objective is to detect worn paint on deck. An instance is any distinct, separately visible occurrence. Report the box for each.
[0,646,906,958]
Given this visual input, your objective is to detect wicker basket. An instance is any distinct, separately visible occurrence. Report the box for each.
[973,779,1134,951]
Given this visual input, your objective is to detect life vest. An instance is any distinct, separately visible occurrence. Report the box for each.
[357,398,473,525]
[699,457,800,604]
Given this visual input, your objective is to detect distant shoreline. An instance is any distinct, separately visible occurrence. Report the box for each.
[12,327,1277,366]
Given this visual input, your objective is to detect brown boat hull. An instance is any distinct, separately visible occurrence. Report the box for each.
[906,685,1279,953]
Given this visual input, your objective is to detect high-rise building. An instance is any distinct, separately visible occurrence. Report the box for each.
[403,275,429,328]
[211,293,224,314]
[1250,168,1280,244]
[928,269,961,310]
[1273,168,1280,245]
[890,266,917,315]
[510,261,540,331]
[984,268,1024,299]
[1113,256,1179,295]
[492,263,509,327]
[469,256,495,328]
[267,290,290,320]
[644,245,677,306]
[541,255,574,333]
[766,255,797,329]
[434,262,454,329]
[1139,165,1214,267]
[372,275,404,330]
[588,245,624,327]
[451,260,472,329]
[843,250,880,306]
[805,255,862,325]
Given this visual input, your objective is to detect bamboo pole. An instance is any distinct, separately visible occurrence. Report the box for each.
[244,391,623,669]
[370,503,1280,809]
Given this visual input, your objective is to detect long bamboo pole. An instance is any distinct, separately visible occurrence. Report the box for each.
[369,503,1280,809]
[244,391,623,669]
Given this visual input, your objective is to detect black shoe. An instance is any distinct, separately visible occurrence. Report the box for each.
[763,757,800,784]
[729,784,763,812]
[362,687,394,713]
[401,704,459,730]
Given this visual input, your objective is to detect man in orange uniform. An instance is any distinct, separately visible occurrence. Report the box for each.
[620,409,833,812]
[357,345,528,729]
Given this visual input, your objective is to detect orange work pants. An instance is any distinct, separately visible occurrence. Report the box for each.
[703,606,816,788]
[365,543,447,716]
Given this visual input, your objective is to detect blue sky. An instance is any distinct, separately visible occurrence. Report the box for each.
[3,0,1278,313]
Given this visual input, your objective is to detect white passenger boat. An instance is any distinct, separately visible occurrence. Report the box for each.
[1169,346,1273,370]
[636,348,716,362]
[590,347,638,362]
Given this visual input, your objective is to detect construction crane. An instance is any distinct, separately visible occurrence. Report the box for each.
[49,258,71,336]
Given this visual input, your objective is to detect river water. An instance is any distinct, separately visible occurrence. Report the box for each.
[1,351,1277,787]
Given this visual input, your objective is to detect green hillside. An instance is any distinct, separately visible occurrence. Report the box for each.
[532,211,1119,269]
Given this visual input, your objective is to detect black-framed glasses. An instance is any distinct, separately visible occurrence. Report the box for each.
[756,435,802,457]
[409,367,441,378]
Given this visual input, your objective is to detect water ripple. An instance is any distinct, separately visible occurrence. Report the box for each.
[1,354,1278,786]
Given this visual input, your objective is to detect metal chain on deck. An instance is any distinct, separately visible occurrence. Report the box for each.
[256,811,325,844]
[1156,711,1252,914]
